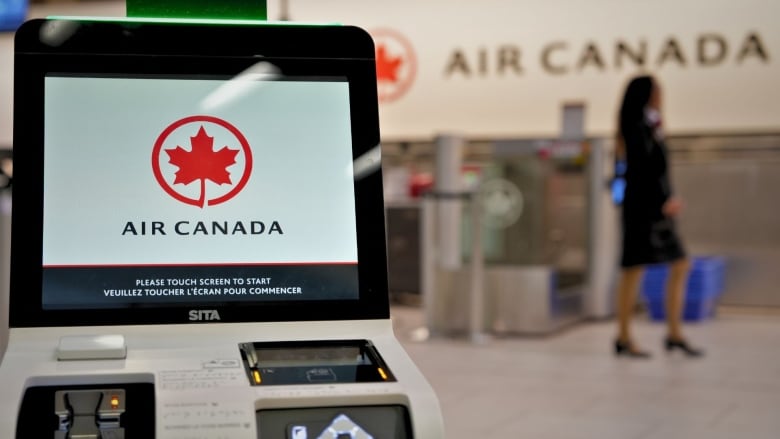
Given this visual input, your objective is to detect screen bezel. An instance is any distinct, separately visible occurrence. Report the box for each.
[11,19,390,327]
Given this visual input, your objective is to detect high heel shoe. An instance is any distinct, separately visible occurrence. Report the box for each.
[664,337,704,357]
[614,339,651,358]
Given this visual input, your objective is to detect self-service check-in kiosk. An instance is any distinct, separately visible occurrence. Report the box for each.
[1,17,443,438]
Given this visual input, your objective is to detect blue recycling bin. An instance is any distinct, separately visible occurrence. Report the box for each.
[641,256,725,322]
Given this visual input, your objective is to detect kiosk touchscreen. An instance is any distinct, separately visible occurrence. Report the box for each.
[1,18,443,438]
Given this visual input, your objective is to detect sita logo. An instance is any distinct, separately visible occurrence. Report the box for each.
[152,115,253,208]
[371,28,417,103]
[189,309,221,321]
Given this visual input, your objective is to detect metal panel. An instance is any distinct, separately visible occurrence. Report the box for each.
[671,136,780,306]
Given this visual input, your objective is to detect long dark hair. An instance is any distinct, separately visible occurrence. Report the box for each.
[619,75,654,129]
[615,75,655,158]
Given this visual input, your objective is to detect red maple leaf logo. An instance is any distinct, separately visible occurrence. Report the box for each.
[376,44,403,82]
[165,125,239,208]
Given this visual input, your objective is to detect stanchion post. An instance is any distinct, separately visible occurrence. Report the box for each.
[420,194,437,338]
[468,191,489,343]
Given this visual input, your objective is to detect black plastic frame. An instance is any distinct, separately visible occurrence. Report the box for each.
[11,19,390,327]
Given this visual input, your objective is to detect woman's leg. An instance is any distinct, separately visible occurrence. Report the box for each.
[616,265,645,344]
[665,258,691,340]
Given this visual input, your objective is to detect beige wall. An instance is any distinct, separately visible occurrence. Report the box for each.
[288,0,780,140]
[2,0,779,146]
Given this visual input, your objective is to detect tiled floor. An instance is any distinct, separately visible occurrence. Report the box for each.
[390,305,780,439]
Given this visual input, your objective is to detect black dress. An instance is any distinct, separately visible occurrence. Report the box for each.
[620,117,686,268]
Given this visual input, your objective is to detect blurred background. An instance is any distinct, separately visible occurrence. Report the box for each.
[1,1,779,438]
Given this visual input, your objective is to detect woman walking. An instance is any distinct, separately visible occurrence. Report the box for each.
[614,75,703,358]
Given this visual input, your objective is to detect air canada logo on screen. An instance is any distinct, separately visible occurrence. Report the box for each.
[371,28,417,103]
[152,115,253,208]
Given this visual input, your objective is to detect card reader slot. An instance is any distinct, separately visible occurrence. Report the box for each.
[54,390,126,439]
[17,383,153,439]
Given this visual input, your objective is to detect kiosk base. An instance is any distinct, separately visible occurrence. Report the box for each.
[1,321,443,438]
[16,382,412,438]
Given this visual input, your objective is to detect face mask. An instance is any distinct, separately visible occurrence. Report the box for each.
[644,107,661,126]
[644,107,664,140]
